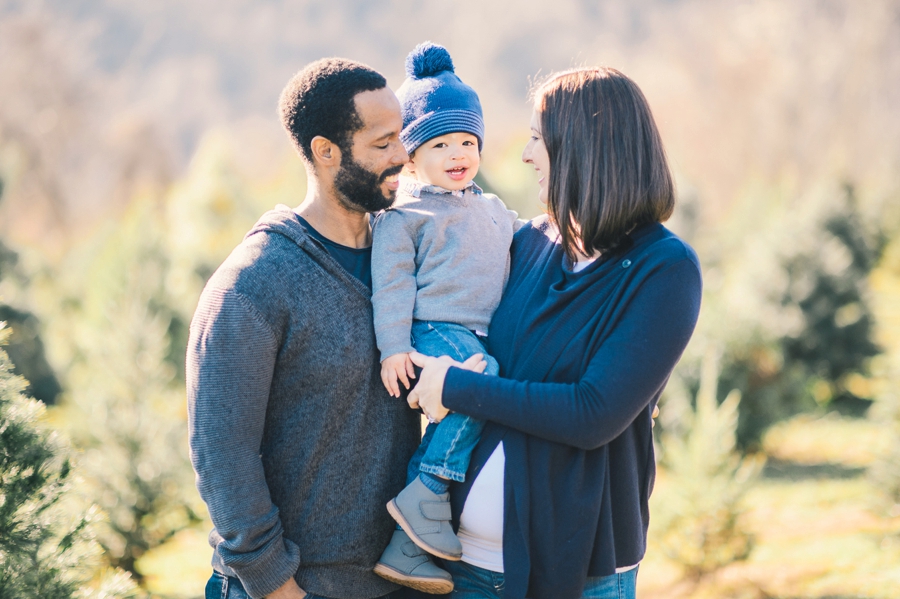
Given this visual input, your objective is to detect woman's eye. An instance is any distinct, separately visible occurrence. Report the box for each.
[530,135,539,141]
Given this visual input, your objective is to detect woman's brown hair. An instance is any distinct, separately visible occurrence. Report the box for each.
[535,67,675,260]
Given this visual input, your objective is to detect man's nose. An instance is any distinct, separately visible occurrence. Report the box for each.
[393,144,409,166]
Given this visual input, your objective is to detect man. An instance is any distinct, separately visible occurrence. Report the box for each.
[187,58,429,599]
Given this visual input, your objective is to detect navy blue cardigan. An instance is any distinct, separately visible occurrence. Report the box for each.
[443,216,702,599]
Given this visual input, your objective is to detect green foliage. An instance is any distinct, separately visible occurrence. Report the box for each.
[868,356,900,516]
[653,348,765,580]
[779,185,885,405]
[55,199,203,582]
[0,324,138,598]
[41,135,298,584]
[695,184,887,448]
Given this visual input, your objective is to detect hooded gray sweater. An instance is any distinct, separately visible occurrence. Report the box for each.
[186,206,420,599]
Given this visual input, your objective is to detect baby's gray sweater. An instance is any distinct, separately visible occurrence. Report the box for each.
[372,178,522,360]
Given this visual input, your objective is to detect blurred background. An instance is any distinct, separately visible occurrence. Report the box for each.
[0,0,898,597]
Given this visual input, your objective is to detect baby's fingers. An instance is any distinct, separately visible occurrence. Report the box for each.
[397,368,410,391]
[381,369,400,398]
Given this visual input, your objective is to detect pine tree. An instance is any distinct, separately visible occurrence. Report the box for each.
[717,184,887,447]
[56,199,203,582]
[652,348,765,580]
[0,323,137,598]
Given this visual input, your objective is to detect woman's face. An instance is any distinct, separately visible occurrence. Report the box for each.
[522,108,550,205]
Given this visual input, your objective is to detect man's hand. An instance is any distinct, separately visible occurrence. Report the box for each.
[266,577,306,599]
[381,352,416,397]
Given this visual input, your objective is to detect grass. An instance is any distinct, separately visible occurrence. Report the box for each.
[638,414,900,599]
[134,414,899,599]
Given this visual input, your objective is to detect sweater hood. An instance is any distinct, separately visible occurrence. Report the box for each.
[245,204,313,248]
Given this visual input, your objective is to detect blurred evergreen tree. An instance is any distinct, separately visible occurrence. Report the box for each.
[57,198,203,582]
[780,184,885,409]
[0,179,62,404]
[653,351,764,580]
[653,348,765,580]
[0,323,138,598]
[719,184,886,447]
[49,135,297,582]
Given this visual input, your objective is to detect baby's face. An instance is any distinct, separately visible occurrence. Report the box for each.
[406,132,480,191]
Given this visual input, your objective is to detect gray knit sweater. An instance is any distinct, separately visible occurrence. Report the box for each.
[186,206,420,599]
[371,178,522,360]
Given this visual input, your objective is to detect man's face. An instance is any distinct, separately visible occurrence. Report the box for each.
[334,87,408,213]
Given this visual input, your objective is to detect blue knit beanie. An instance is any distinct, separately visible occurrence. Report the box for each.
[396,42,484,154]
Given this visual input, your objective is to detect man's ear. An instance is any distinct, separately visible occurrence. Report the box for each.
[310,136,341,168]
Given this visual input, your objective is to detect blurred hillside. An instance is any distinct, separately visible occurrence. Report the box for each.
[1,0,898,250]
[3,2,900,596]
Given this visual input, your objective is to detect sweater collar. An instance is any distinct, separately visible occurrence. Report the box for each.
[400,175,482,198]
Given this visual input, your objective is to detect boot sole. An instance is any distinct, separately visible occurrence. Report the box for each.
[373,562,454,594]
[387,499,463,561]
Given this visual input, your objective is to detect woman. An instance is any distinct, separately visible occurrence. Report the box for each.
[407,67,703,599]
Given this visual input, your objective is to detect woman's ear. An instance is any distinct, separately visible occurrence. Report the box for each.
[310,136,341,168]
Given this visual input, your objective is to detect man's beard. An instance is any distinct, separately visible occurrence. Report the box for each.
[334,152,403,213]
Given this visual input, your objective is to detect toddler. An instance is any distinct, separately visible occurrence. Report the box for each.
[371,42,521,593]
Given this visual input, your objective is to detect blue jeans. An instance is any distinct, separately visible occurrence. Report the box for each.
[204,571,431,599]
[443,561,639,599]
[406,321,500,484]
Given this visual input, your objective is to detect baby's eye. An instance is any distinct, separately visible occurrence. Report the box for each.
[462,140,475,146]
[433,142,447,148]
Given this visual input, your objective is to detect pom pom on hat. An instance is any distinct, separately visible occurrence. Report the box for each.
[406,42,455,78]
[396,42,484,154]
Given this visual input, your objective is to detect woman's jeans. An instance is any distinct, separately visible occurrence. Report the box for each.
[406,321,500,484]
[443,561,639,599]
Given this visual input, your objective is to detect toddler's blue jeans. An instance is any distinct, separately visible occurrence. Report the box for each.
[406,320,499,484]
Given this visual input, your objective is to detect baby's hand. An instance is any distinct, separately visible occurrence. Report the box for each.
[381,352,416,398]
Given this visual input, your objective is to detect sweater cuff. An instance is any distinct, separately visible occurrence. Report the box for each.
[377,327,415,362]
[231,536,302,599]
[443,367,485,416]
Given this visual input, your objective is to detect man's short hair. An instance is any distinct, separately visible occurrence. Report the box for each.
[279,58,387,165]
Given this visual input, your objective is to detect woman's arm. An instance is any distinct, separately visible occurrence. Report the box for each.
[437,259,701,450]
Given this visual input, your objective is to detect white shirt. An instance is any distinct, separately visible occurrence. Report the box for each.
[457,443,506,572]
[456,439,641,575]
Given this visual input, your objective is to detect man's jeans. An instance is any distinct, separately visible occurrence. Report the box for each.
[442,561,639,599]
[204,571,432,599]
[406,321,500,484]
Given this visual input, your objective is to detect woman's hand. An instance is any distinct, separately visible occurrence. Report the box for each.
[408,352,487,423]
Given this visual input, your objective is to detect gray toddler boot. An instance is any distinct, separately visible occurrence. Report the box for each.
[374,529,454,594]
[387,476,463,560]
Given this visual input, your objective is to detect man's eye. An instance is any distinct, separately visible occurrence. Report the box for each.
[376,144,389,149]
